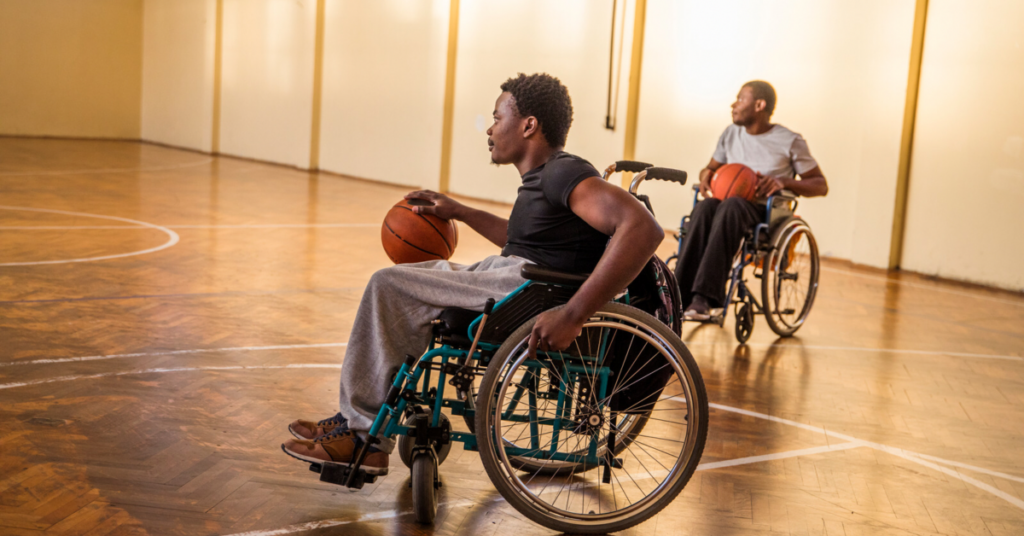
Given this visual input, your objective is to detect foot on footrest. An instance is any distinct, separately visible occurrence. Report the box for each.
[309,461,378,489]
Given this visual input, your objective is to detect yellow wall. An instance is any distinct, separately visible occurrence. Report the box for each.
[318,0,451,188]
[218,0,317,168]
[902,0,1024,291]
[141,0,217,152]
[0,0,142,138]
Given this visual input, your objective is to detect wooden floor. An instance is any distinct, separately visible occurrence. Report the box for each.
[1,138,1023,536]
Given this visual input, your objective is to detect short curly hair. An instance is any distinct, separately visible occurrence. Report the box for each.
[743,80,777,117]
[500,73,574,148]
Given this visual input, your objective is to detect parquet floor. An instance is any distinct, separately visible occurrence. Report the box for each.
[1,137,1022,536]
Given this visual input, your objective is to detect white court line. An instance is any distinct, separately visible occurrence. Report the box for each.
[0,363,342,390]
[0,206,179,267]
[0,158,214,177]
[821,265,1024,308]
[694,441,861,471]
[0,342,348,367]
[685,341,1023,362]
[0,223,378,230]
[703,401,1024,511]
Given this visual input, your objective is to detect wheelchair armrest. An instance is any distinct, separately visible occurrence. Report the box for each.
[521,264,589,286]
[770,189,797,201]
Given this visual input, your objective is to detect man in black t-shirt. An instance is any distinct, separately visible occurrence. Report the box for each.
[281,73,664,474]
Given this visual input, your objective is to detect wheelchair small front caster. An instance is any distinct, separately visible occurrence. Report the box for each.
[735,302,754,343]
[411,450,440,523]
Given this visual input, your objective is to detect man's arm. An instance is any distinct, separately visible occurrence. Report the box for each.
[698,158,724,197]
[527,177,664,356]
[405,190,509,248]
[755,166,828,198]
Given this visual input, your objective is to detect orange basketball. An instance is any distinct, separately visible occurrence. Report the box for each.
[711,163,758,201]
[381,198,459,264]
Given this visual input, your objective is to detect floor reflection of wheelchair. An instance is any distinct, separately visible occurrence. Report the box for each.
[663,178,821,343]
[303,170,709,533]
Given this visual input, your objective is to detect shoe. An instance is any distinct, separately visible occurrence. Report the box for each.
[281,429,390,475]
[288,412,348,440]
[683,294,712,321]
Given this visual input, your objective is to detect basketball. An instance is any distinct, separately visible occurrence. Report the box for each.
[710,163,758,201]
[381,198,459,264]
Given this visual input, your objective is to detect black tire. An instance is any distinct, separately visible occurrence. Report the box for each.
[761,218,819,337]
[398,413,452,470]
[734,302,753,343]
[475,302,708,534]
[411,453,438,524]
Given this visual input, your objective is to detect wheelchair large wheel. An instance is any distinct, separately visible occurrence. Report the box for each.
[761,217,819,337]
[475,302,708,534]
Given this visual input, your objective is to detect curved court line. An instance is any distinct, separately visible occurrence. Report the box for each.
[0,363,342,390]
[0,342,348,367]
[0,206,180,266]
[0,158,213,177]
[704,401,1024,511]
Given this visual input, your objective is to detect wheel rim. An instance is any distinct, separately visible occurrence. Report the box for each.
[766,223,819,331]
[484,312,699,524]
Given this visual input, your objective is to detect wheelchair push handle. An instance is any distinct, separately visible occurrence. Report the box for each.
[645,167,688,185]
[613,160,652,173]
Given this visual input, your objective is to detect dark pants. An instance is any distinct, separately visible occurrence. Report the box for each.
[674,197,761,308]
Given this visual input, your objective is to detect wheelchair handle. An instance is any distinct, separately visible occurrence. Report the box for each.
[482,298,495,316]
[628,166,687,194]
[614,160,652,173]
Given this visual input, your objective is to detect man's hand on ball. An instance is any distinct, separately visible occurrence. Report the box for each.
[755,173,786,198]
[405,190,463,220]
[527,308,584,359]
[698,173,713,198]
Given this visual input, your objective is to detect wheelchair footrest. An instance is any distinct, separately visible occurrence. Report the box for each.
[309,461,378,490]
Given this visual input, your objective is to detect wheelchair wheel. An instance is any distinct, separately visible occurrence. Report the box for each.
[734,302,753,343]
[411,452,438,524]
[475,302,708,534]
[761,217,819,337]
[398,412,452,470]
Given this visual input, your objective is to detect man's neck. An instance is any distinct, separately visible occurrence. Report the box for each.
[744,119,773,135]
[514,145,560,176]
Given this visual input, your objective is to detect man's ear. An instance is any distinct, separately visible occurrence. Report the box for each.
[523,116,540,138]
[754,99,766,113]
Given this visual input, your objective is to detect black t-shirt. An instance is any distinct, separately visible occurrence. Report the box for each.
[501,152,609,273]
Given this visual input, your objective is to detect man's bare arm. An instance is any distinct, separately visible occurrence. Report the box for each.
[755,166,828,198]
[527,177,664,355]
[406,190,509,248]
[698,158,724,197]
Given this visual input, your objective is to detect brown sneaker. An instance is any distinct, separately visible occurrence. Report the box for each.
[288,412,347,440]
[281,430,390,475]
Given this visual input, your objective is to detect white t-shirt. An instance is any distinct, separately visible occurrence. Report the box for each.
[712,124,818,179]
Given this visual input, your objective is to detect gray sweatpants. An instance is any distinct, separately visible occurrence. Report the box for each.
[338,254,529,452]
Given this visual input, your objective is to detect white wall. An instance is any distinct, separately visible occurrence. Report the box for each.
[447,0,635,203]
[633,0,915,267]
[901,0,1024,291]
[219,0,317,168]
[141,0,216,152]
[318,0,450,188]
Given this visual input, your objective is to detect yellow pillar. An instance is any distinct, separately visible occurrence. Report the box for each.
[889,0,929,270]
[621,0,647,188]
[437,0,461,193]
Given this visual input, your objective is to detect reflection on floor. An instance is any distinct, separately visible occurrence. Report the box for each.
[1,139,1022,536]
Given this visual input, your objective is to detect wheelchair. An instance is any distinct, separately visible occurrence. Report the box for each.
[661,177,821,343]
[302,167,708,534]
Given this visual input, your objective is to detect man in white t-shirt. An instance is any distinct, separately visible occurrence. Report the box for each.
[676,80,828,320]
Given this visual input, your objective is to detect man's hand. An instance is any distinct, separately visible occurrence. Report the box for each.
[405,190,464,220]
[698,171,713,198]
[527,307,585,358]
[755,173,787,198]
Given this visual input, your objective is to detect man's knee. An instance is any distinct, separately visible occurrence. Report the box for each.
[689,197,721,222]
[718,197,758,223]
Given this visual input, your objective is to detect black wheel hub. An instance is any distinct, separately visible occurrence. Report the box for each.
[574,410,605,435]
